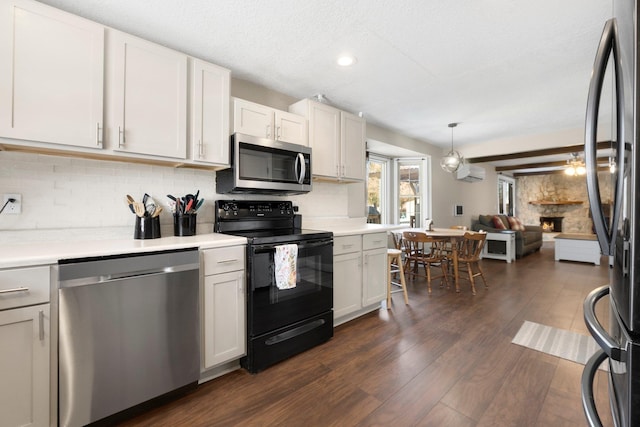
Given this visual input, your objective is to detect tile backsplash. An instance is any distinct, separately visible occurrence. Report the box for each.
[0,151,352,238]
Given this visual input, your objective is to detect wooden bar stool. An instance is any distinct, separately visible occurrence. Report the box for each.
[387,248,409,307]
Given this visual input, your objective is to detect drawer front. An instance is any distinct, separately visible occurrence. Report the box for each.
[362,232,387,251]
[202,246,246,276]
[334,235,362,255]
[0,266,50,310]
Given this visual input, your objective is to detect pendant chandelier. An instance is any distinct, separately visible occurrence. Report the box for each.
[564,152,586,176]
[440,122,464,173]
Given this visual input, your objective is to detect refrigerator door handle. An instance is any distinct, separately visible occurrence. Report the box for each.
[585,18,624,257]
[584,285,626,361]
[581,348,608,427]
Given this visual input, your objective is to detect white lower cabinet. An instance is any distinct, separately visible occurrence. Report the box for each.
[362,247,387,307]
[333,251,362,319]
[201,246,246,371]
[0,265,51,427]
[333,232,388,325]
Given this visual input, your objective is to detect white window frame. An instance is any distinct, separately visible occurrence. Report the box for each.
[498,175,516,216]
[367,154,391,224]
[393,157,431,226]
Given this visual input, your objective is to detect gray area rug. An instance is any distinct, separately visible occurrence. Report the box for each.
[512,320,607,370]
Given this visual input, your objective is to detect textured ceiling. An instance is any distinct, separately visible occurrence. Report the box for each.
[38,0,613,151]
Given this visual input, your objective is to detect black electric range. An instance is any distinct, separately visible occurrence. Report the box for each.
[214,200,334,373]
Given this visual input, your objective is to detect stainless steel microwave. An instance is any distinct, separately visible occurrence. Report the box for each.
[216,133,312,194]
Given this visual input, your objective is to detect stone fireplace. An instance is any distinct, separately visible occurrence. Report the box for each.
[540,216,564,232]
[517,173,613,234]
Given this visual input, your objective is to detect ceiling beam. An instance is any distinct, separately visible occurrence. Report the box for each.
[512,165,611,177]
[495,156,610,172]
[467,141,613,164]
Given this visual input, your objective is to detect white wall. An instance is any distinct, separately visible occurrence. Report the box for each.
[0,150,350,236]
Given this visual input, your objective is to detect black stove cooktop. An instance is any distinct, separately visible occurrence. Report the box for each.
[214,200,332,245]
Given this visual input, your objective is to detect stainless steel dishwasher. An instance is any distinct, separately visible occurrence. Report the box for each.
[58,248,200,427]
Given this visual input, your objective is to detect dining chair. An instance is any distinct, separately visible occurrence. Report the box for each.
[455,232,488,295]
[402,231,450,294]
[438,226,467,272]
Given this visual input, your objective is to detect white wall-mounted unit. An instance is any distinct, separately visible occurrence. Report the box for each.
[456,164,486,182]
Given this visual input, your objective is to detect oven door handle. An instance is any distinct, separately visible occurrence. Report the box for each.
[581,348,608,427]
[297,239,332,250]
[252,239,332,253]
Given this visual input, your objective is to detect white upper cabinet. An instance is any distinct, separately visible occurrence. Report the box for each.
[190,59,230,166]
[233,98,273,138]
[233,98,307,146]
[107,29,187,159]
[341,111,366,181]
[274,110,307,146]
[289,99,365,181]
[0,0,104,148]
[311,101,341,177]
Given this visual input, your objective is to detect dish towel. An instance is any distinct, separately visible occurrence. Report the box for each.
[275,244,298,290]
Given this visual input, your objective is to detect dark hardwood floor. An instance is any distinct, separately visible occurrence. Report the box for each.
[121,242,613,426]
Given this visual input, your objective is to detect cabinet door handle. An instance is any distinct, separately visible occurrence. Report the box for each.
[238,272,244,293]
[0,286,29,294]
[38,310,45,341]
[198,140,205,158]
[217,259,239,264]
[266,125,271,138]
[276,126,281,139]
[118,126,125,148]
[96,123,103,146]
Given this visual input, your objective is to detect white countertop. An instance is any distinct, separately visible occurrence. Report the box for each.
[0,220,405,269]
[303,217,404,236]
[0,232,247,269]
[316,223,405,237]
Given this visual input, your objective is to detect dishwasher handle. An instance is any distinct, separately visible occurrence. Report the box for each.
[59,262,199,288]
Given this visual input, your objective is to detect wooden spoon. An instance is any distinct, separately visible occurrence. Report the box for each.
[133,202,146,217]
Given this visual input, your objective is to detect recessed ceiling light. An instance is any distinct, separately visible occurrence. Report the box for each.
[337,55,356,67]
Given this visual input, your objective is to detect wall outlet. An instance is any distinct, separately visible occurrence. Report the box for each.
[3,194,21,214]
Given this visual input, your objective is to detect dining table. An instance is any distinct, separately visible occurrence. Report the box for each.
[390,227,485,293]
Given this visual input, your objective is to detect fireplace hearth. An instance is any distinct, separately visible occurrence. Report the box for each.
[540,216,564,232]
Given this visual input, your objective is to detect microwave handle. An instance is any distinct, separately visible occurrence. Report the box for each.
[295,153,306,184]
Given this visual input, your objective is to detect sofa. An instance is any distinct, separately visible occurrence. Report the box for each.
[471,214,543,258]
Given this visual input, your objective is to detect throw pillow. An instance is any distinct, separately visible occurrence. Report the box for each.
[507,216,526,231]
[493,215,508,230]
[479,215,494,227]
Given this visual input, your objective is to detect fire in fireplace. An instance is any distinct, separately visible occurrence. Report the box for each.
[540,216,564,232]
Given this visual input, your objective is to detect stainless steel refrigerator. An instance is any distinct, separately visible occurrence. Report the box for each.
[582,1,640,426]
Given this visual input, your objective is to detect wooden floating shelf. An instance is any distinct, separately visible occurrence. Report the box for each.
[529,200,583,205]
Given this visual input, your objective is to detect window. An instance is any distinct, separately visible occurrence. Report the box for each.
[498,175,515,216]
[397,159,428,226]
[367,155,389,223]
